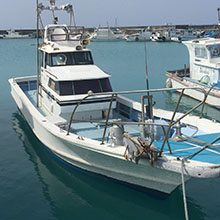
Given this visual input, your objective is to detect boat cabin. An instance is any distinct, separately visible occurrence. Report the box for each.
[184,38,220,85]
[38,24,113,119]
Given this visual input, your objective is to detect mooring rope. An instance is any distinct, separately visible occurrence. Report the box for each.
[181,159,189,220]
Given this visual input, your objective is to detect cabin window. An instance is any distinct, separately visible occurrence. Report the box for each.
[195,46,207,59]
[100,78,112,92]
[73,52,93,65]
[49,51,93,66]
[46,53,51,66]
[74,80,101,94]
[57,78,112,96]
[51,34,67,41]
[48,78,59,93]
[40,51,44,67]
[59,81,73,95]
[210,45,220,57]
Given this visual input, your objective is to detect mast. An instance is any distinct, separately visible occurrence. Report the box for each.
[36,0,40,107]
[36,0,76,107]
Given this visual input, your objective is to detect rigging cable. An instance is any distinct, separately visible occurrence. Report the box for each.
[181,159,189,220]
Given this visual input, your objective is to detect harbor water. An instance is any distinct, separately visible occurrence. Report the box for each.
[1,38,220,220]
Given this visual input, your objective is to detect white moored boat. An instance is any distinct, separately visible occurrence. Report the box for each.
[3,29,30,39]
[170,29,199,42]
[125,28,152,42]
[90,27,125,42]
[9,1,220,197]
[166,38,220,108]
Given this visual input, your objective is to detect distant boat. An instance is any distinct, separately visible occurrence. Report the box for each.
[3,30,31,39]
[166,37,220,107]
[90,27,125,42]
[170,29,199,42]
[125,28,152,42]
[150,32,166,42]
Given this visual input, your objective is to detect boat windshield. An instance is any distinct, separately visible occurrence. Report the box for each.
[48,78,112,96]
[48,51,94,66]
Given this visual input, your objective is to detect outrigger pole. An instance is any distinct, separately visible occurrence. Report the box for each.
[144,38,153,119]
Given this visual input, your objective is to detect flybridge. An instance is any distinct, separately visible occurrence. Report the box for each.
[37,0,75,27]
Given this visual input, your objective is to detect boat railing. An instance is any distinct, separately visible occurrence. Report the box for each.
[43,26,86,42]
[66,86,213,155]
[166,66,190,77]
[200,81,220,117]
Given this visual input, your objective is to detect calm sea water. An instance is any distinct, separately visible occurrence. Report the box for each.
[1,38,220,220]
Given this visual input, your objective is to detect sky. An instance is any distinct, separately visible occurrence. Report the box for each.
[0,0,220,29]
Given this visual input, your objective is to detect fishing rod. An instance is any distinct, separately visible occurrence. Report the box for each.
[144,37,153,120]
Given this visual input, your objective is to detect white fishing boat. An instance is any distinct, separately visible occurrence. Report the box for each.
[125,28,152,42]
[170,29,199,42]
[90,27,125,42]
[166,38,220,108]
[150,32,166,42]
[3,29,30,39]
[9,1,220,197]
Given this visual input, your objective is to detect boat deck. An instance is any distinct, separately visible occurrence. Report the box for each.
[72,121,220,164]
[71,121,140,141]
[154,133,220,164]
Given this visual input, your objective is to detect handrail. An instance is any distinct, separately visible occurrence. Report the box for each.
[184,135,220,161]
[70,86,206,97]
[68,118,171,127]
[200,81,220,118]
[159,89,185,156]
[159,82,220,155]
[66,86,211,154]
[67,93,91,135]
[101,94,114,144]
[159,87,211,156]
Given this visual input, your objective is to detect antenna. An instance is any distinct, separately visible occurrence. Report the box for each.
[218,8,220,25]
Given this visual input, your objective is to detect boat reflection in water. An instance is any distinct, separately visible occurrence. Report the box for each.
[12,111,206,220]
